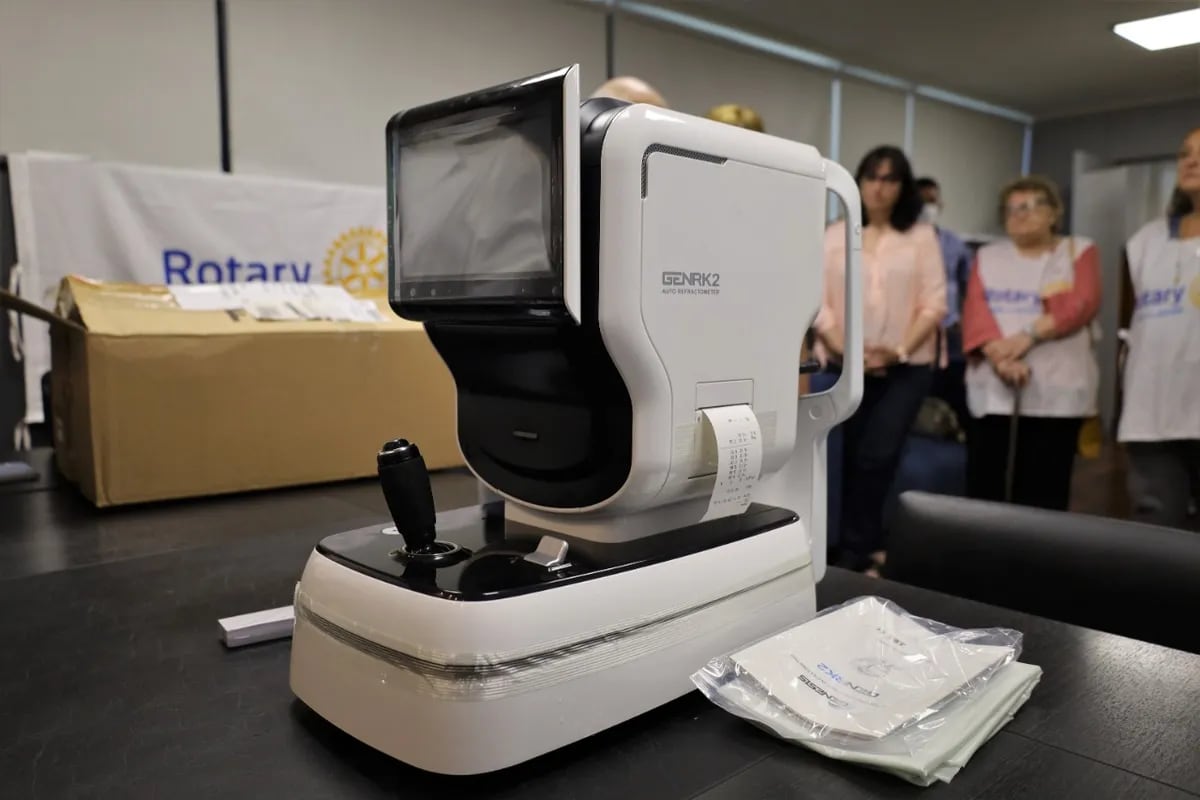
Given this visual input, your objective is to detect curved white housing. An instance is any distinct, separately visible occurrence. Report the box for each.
[593,106,829,516]
[509,107,863,563]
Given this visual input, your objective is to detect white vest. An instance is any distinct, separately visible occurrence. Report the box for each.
[1117,219,1200,442]
[965,237,1099,418]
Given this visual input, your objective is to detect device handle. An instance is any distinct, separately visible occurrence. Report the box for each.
[812,158,863,423]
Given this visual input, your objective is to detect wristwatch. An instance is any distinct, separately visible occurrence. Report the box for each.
[1023,322,1041,343]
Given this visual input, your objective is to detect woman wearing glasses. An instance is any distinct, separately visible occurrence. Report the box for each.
[961,176,1101,510]
[814,145,947,574]
[1117,126,1200,530]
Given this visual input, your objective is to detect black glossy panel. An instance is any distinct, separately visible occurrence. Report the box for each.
[317,503,798,601]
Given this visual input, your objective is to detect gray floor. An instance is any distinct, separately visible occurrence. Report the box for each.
[0,448,479,581]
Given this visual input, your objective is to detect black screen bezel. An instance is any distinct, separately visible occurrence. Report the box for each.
[386,68,571,322]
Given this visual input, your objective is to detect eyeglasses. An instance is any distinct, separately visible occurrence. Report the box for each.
[1003,198,1051,217]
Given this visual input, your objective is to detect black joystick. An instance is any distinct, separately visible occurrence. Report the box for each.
[377,438,439,556]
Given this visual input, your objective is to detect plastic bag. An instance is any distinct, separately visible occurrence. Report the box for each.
[691,596,1023,758]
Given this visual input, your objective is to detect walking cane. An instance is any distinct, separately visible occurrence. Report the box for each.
[1004,384,1023,503]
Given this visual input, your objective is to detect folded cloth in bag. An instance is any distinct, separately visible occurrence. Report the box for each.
[692,596,1041,787]
[710,660,1041,786]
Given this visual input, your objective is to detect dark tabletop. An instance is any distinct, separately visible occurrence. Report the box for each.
[2,456,1198,799]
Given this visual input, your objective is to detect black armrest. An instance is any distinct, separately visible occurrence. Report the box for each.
[886,491,1200,654]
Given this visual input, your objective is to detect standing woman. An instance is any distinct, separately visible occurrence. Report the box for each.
[814,145,947,573]
[1117,126,1200,530]
[961,176,1101,510]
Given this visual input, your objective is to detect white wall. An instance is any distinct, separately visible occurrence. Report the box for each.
[911,98,1025,236]
[837,78,906,173]
[613,17,831,150]
[1032,96,1197,225]
[226,0,606,187]
[0,0,220,169]
[0,0,1028,234]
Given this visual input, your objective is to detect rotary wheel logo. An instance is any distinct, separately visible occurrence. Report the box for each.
[324,227,387,293]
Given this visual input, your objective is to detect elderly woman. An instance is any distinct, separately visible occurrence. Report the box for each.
[961,175,1101,510]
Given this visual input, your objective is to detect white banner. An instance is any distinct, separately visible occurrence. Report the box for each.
[9,152,387,424]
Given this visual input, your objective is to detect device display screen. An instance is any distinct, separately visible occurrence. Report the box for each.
[391,97,564,308]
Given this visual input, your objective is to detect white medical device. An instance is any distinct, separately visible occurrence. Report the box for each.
[288,64,863,775]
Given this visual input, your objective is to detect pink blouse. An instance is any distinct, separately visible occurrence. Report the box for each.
[816,221,948,366]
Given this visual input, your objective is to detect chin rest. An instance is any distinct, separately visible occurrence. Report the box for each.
[885,491,1200,654]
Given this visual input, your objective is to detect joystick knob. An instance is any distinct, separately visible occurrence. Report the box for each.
[378,438,438,556]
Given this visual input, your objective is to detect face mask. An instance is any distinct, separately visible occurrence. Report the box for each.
[920,203,940,224]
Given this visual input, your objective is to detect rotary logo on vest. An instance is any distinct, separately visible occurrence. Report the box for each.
[1136,278,1200,317]
[984,288,1042,312]
[661,271,721,295]
[160,227,388,292]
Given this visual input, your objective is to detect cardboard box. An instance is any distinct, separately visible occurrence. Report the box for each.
[0,276,462,506]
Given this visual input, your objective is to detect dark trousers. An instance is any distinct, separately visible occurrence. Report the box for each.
[1125,440,1200,531]
[967,415,1082,511]
[834,364,934,571]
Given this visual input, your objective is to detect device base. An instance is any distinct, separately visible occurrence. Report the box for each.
[289,516,815,775]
